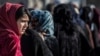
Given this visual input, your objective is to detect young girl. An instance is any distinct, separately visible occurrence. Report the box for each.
[0,2,30,56]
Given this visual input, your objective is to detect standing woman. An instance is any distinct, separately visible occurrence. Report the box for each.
[0,2,30,56]
[53,4,91,56]
[30,10,59,56]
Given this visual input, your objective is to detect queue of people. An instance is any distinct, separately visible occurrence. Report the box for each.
[0,2,100,56]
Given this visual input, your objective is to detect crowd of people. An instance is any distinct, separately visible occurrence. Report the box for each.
[0,2,100,56]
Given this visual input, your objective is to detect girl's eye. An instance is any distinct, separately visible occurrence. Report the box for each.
[21,20,26,22]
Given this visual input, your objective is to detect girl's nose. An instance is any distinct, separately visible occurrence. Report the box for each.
[25,22,28,28]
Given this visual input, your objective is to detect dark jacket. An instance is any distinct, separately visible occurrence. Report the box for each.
[45,36,59,56]
[21,29,53,56]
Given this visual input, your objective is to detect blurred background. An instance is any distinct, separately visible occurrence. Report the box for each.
[0,0,100,9]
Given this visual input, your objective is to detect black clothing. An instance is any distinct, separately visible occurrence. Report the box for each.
[45,36,59,56]
[54,23,92,56]
[21,29,53,56]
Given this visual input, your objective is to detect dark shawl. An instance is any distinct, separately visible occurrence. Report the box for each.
[21,29,53,56]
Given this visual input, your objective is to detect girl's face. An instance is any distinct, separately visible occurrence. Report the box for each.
[17,14,29,35]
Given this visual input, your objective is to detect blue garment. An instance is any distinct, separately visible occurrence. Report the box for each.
[68,3,85,29]
[73,15,86,29]
[30,10,54,37]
